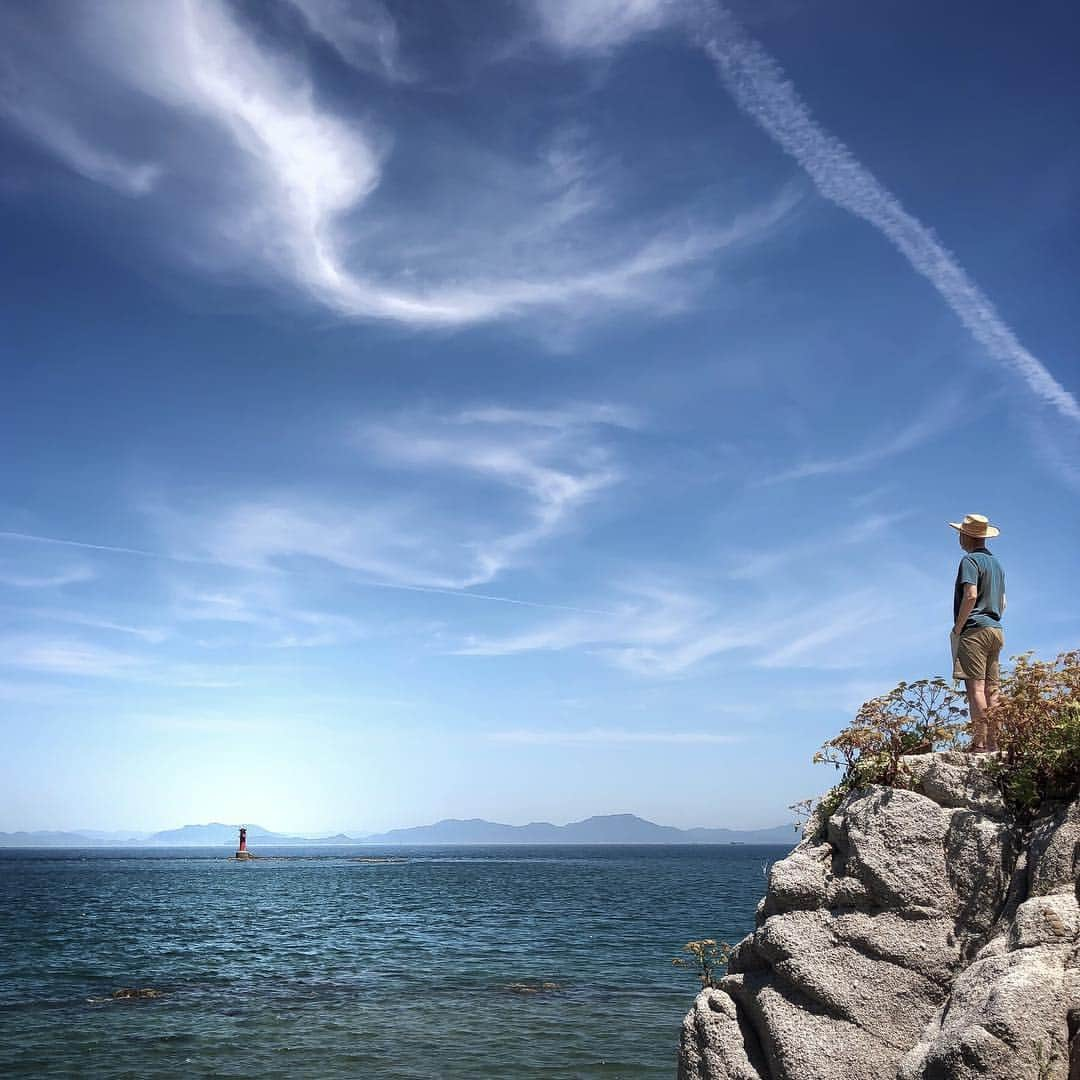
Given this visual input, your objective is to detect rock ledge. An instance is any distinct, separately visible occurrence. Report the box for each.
[679,752,1080,1080]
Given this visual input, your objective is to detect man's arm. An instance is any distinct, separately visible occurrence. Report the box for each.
[954,583,977,635]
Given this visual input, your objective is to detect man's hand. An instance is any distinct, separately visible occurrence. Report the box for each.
[954,583,977,635]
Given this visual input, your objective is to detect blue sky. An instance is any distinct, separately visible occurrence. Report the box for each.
[1,0,1078,834]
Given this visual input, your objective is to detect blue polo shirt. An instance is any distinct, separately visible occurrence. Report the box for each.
[953,548,1005,631]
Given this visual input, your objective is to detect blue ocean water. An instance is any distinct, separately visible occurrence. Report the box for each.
[0,844,788,1078]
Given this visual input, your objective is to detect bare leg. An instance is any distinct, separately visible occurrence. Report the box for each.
[965,679,988,751]
[985,682,1000,752]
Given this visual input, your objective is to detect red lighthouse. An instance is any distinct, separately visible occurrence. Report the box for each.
[235,825,253,860]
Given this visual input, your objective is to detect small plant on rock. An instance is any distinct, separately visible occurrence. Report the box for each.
[672,939,733,989]
[788,789,844,839]
[792,677,969,839]
[787,797,816,833]
[813,677,967,790]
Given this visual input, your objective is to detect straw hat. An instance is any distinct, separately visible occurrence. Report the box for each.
[948,513,1000,538]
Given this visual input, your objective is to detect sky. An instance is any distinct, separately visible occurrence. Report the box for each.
[1,0,1078,835]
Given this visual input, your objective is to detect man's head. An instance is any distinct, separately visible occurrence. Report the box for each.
[948,513,999,550]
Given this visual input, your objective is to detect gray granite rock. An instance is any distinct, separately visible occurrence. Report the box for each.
[1028,799,1080,896]
[900,750,1007,817]
[1009,892,1080,949]
[681,988,767,1080]
[943,808,1014,941]
[749,909,946,1048]
[760,840,877,921]
[827,910,958,987]
[763,843,832,914]
[835,787,954,912]
[727,972,892,1080]
[678,752,1080,1080]
[897,946,1075,1080]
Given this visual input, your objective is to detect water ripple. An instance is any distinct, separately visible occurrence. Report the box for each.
[0,844,782,1078]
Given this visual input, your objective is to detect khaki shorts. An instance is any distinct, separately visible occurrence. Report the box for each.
[951,626,1004,683]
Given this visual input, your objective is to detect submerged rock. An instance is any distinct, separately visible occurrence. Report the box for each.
[503,981,562,995]
[679,752,1080,1080]
[111,987,164,1001]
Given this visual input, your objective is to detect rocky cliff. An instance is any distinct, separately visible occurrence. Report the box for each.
[679,751,1080,1080]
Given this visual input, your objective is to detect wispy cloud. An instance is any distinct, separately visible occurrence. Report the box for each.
[456,581,760,676]
[0,631,251,688]
[171,580,368,649]
[725,511,911,581]
[0,0,792,328]
[456,562,940,677]
[759,387,964,486]
[12,608,169,644]
[755,593,878,668]
[0,561,96,588]
[53,405,625,642]
[0,526,607,617]
[153,403,629,592]
[6,397,629,608]
[0,635,145,678]
[454,402,642,431]
[356,406,626,584]
[0,100,161,196]
[94,0,388,312]
[0,4,162,195]
[462,574,876,677]
[283,0,410,81]
[530,0,680,53]
[530,0,1077,420]
[173,587,269,626]
[490,727,745,745]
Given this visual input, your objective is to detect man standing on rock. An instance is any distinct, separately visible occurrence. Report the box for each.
[949,514,1006,753]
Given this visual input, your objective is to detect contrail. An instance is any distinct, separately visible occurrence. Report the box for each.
[0,530,219,564]
[696,4,1079,423]
[335,579,614,616]
[0,530,614,616]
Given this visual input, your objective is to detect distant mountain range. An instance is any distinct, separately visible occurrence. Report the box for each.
[147,823,336,845]
[0,814,797,847]
[0,823,352,847]
[357,814,796,845]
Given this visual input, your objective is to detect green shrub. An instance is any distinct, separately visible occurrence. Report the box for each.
[985,651,1080,815]
[813,677,967,790]
[788,677,969,839]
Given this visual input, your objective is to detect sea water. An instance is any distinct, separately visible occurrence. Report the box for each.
[0,844,789,1078]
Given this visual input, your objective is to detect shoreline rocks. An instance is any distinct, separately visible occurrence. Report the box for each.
[679,752,1080,1080]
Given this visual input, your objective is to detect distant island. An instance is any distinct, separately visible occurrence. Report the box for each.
[0,813,796,847]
